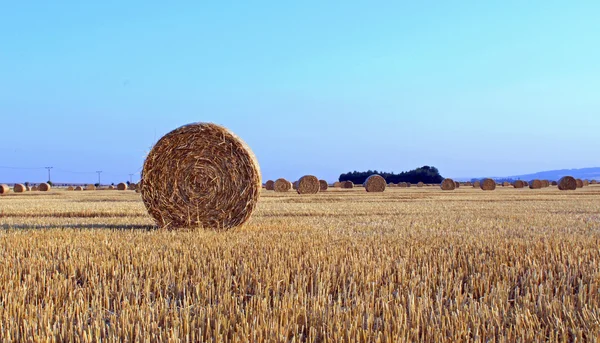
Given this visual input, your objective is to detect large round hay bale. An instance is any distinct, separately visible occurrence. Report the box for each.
[440,178,456,191]
[0,184,9,194]
[575,179,584,188]
[513,180,525,189]
[558,176,577,191]
[86,184,96,191]
[333,181,342,188]
[480,179,496,191]
[342,181,354,189]
[542,180,550,188]
[529,179,543,189]
[117,182,128,191]
[319,180,328,191]
[75,186,83,191]
[274,178,291,192]
[265,180,275,190]
[13,184,26,193]
[39,183,51,192]
[473,181,480,188]
[364,175,386,192]
[417,182,424,188]
[296,175,320,194]
[140,123,261,230]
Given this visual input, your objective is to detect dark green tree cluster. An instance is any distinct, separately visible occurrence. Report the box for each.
[339,166,443,185]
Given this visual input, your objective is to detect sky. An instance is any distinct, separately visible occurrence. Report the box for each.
[1,1,599,184]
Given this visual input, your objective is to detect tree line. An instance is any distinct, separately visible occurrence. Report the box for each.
[339,166,444,185]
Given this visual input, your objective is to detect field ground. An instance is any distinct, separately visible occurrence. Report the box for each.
[0,186,599,342]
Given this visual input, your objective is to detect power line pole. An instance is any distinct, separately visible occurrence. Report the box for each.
[96,171,102,185]
[45,167,53,182]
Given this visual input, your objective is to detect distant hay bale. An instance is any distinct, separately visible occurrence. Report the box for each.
[388,182,396,187]
[417,182,424,188]
[26,185,31,191]
[86,184,96,191]
[529,179,543,189]
[551,181,558,186]
[398,182,408,188]
[108,185,115,190]
[523,181,529,187]
[364,175,386,192]
[342,181,354,189]
[117,182,128,191]
[319,180,328,191]
[333,181,342,188]
[135,182,141,193]
[140,122,261,230]
[265,180,275,190]
[583,180,590,187]
[591,180,598,185]
[513,180,525,189]
[473,181,480,188]
[0,184,9,194]
[13,184,26,193]
[406,183,411,188]
[75,186,84,191]
[542,180,550,188]
[502,182,510,187]
[558,176,577,191]
[31,186,38,191]
[440,178,456,191]
[575,179,584,188]
[454,181,460,189]
[39,183,51,192]
[297,175,320,194]
[67,186,74,191]
[480,178,496,191]
[274,178,292,192]
[465,182,472,187]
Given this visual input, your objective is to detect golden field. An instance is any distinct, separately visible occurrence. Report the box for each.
[0,186,599,342]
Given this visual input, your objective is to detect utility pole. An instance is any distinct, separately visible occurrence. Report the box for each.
[96,171,102,186]
[45,167,53,182]
[129,174,134,184]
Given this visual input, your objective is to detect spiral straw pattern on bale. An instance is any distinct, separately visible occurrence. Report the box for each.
[575,179,584,189]
[39,183,51,192]
[265,180,275,191]
[342,181,354,189]
[117,182,128,191]
[513,180,525,189]
[529,180,543,189]
[319,180,328,191]
[364,175,386,192]
[480,179,496,191]
[296,175,320,195]
[274,178,291,192]
[140,123,261,230]
[440,178,456,191]
[0,184,9,194]
[13,184,26,193]
[558,176,577,191]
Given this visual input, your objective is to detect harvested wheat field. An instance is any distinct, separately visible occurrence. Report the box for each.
[0,186,599,342]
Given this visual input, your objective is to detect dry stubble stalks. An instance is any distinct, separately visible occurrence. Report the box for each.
[440,178,456,191]
[297,175,320,195]
[117,183,128,191]
[265,180,275,191]
[274,178,291,192]
[480,179,496,191]
[364,175,386,192]
[141,123,261,230]
[529,180,543,189]
[513,180,525,189]
[39,183,51,192]
[319,180,328,191]
[558,176,577,191]
[342,181,354,189]
[13,184,26,193]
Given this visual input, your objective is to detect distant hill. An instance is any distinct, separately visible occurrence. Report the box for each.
[508,167,600,181]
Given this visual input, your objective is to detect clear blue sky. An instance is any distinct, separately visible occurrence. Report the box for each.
[1,1,599,184]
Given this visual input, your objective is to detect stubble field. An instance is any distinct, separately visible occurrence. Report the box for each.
[0,186,599,342]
